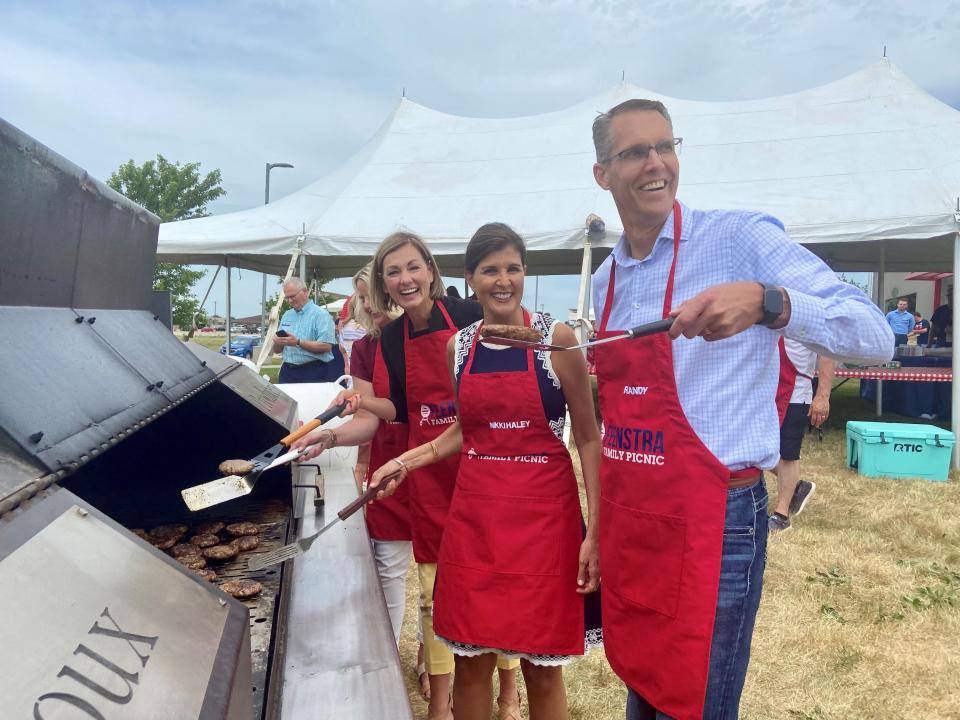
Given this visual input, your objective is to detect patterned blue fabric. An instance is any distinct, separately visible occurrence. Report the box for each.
[278,300,335,364]
[592,201,893,470]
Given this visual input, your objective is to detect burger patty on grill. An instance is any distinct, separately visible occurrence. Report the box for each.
[190,533,220,548]
[230,535,261,552]
[226,521,260,537]
[220,579,263,599]
[203,544,240,562]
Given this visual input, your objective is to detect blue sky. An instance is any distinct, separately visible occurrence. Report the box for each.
[2,0,958,317]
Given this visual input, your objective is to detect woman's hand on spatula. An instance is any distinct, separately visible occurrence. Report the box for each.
[291,428,338,459]
[368,458,408,499]
[331,390,362,416]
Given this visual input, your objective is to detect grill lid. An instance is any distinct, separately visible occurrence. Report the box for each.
[0,117,215,492]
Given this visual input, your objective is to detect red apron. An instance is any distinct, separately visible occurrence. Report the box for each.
[775,337,811,424]
[404,299,460,563]
[364,338,412,541]
[595,203,730,720]
[433,310,584,655]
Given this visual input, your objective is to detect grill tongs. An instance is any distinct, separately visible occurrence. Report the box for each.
[181,400,349,511]
[247,469,402,570]
[481,317,674,351]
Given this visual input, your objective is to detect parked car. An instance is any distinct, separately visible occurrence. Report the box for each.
[220,335,259,359]
[199,327,215,333]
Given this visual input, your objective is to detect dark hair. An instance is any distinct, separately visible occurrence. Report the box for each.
[465,223,526,274]
[593,98,674,163]
[445,285,462,299]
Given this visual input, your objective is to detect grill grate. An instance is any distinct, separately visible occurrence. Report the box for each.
[134,495,291,720]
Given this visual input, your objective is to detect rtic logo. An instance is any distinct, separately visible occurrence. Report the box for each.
[623,386,649,396]
[893,443,923,453]
[420,401,457,426]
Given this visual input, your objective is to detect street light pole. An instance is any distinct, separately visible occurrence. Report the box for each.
[263,162,294,339]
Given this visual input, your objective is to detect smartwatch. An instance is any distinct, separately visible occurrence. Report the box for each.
[757,283,784,327]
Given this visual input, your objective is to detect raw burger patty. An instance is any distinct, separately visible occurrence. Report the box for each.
[195,520,225,535]
[218,459,255,476]
[479,324,543,343]
[230,535,261,552]
[220,579,263,599]
[190,533,220,548]
[194,568,218,582]
[225,521,260,537]
[203,544,239,562]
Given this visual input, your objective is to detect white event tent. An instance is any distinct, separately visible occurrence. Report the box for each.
[159,59,960,458]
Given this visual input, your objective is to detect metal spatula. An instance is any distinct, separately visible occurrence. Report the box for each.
[247,470,401,570]
[181,400,348,511]
[482,317,675,351]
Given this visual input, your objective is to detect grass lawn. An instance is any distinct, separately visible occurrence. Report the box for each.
[397,381,960,719]
[182,334,282,383]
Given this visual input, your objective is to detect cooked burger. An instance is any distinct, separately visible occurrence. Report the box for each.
[148,523,189,541]
[189,533,220,548]
[218,459,255,476]
[479,324,543,343]
[203,544,239,562]
[195,520,225,535]
[230,535,261,552]
[194,568,218,582]
[130,528,149,540]
[225,521,260,537]
[171,543,203,558]
[177,555,207,570]
[220,579,263,599]
[148,536,177,550]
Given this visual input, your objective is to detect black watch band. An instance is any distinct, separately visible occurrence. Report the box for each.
[757,283,784,327]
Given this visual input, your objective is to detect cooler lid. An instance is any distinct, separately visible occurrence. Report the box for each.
[846,421,955,444]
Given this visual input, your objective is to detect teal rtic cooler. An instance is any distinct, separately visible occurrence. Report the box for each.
[846,421,954,481]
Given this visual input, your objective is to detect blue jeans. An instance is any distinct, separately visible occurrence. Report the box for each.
[626,479,769,720]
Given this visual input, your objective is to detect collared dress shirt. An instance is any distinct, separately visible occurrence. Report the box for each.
[592,201,893,470]
[279,300,335,364]
[885,309,914,335]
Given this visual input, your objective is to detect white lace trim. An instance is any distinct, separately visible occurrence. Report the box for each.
[454,321,480,378]
[438,634,581,667]
[585,627,604,651]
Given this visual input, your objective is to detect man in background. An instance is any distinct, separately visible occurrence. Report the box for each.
[910,311,930,346]
[931,298,952,346]
[885,297,913,349]
[769,338,835,533]
[273,278,340,382]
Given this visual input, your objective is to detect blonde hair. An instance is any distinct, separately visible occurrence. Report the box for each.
[370,232,445,315]
[352,261,400,337]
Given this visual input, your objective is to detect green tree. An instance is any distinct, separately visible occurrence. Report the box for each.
[107,155,226,328]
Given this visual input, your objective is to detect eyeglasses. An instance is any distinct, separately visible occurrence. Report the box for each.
[284,289,305,300]
[606,137,682,165]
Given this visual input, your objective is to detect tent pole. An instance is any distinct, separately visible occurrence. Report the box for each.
[225,256,232,357]
[187,265,221,339]
[953,232,959,469]
[876,244,886,417]
[574,231,593,347]
[261,273,267,342]
[256,248,302,370]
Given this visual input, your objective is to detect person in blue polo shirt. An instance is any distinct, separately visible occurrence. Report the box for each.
[885,297,914,349]
[273,278,340,383]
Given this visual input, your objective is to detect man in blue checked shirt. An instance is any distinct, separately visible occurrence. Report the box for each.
[273,278,340,383]
[588,98,893,720]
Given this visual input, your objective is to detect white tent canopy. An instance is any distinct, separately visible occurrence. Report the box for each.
[158,59,960,276]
